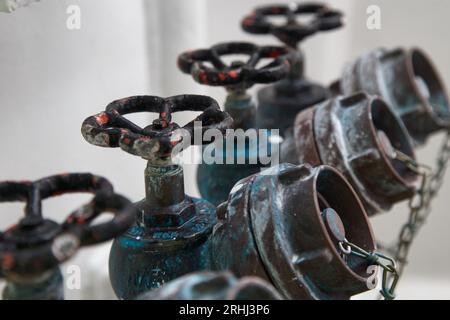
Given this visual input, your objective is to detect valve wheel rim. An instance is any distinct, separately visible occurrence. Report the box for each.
[178,42,291,88]
[0,173,136,277]
[241,3,344,48]
[81,95,233,162]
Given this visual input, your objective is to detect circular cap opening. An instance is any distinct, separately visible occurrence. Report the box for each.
[410,49,450,122]
[315,168,375,278]
[370,99,417,184]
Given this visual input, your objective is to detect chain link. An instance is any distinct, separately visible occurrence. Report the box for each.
[381,131,450,298]
[340,239,399,300]
[395,132,450,276]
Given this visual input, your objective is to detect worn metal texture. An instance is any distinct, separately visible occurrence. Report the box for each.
[81,95,233,299]
[212,163,377,300]
[334,47,450,144]
[241,3,344,136]
[2,269,63,300]
[241,3,343,49]
[136,271,282,300]
[197,160,262,208]
[0,173,136,300]
[82,95,232,165]
[109,164,217,300]
[178,42,290,92]
[196,91,277,206]
[284,92,419,215]
[177,42,290,130]
[255,64,329,136]
[178,43,289,206]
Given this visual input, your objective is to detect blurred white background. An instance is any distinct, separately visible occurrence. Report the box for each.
[0,0,449,299]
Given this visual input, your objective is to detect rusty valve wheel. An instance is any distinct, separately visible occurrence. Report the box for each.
[212,164,377,300]
[0,174,135,277]
[241,3,343,48]
[82,95,233,164]
[177,43,290,206]
[283,92,420,215]
[137,271,282,300]
[331,48,450,144]
[178,42,290,91]
[0,173,136,300]
[240,3,344,137]
[81,95,233,299]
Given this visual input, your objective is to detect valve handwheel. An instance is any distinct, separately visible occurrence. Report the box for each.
[178,42,291,90]
[239,3,344,138]
[0,173,136,278]
[81,95,233,299]
[177,44,288,206]
[241,3,344,48]
[82,95,232,163]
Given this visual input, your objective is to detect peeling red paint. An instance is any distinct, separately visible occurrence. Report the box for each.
[2,253,15,270]
[269,50,281,58]
[95,112,109,126]
[242,18,254,27]
[199,71,208,84]
[228,70,238,79]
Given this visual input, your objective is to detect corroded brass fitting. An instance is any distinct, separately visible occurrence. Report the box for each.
[283,92,419,215]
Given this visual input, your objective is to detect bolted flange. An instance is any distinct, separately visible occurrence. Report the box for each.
[212,163,377,300]
[283,92,420,215]
[332,47,450,144]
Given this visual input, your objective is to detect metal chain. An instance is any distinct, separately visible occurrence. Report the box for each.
[381,131,450,298]
[333,133,450,300]
[340,239,399,300]
[395,132,450,276]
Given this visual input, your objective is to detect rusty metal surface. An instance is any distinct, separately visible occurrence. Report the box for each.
[109,164,218,300]
[287,92,419,215]
[81,95,233,299]
[178,43,289,206]
[178,41,290,131]
[241,3,343,49]
[241,3,344,136]
[82,95,232,164]
[178,42,290,92]
[212,163,377,300]
[0,173,136,300]
[137,271,282,300]
[335,47,450,144]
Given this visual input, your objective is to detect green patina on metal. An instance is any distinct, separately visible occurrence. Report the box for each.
[178,41,290,205]
[241,3,344,137]
[81,94,232,299]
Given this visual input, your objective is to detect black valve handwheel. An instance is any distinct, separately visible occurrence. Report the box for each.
[0,173,136,277]
[82,95,233,161]
[241,3,343,48]
[178,42,290,88]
